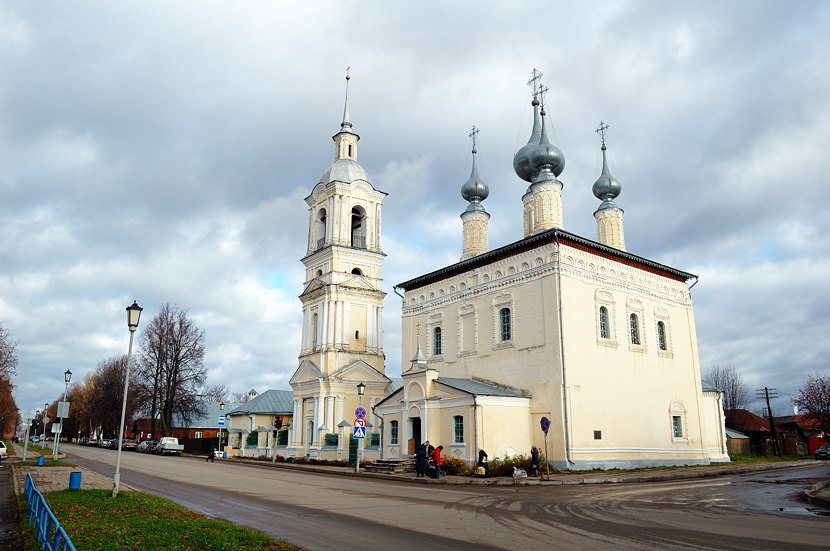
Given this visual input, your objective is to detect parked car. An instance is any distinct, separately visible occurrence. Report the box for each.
[98,439,112,448]
[136,440,155,453]
[156,437,184,456]
[121,439,138,451]
[79,437,90,446]
[0,441,7,460]
[816,444,830,460]
[86,438,99,447]
[148,441,160,454]
[29,436,41,444]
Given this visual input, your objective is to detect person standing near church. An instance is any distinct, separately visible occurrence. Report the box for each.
[530,446,540,477]
[415,444,428,477]
[431,445,444,479]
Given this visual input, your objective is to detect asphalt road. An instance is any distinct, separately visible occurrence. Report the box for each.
[64,444,830,551]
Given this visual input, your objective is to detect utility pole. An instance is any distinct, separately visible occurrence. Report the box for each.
[756,387,780,456]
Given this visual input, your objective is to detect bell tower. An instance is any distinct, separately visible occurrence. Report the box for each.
[298,72,387,376]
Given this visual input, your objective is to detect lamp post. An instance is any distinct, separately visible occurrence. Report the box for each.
[218,402,225,457]
[52,369,72,460]
[113,301,142,498]
[355,382,365,473]
[41,403,48,440]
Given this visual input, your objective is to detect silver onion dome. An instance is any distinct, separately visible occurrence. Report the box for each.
[529,109,565,177]
[513,98,542,182]
[592,143,621,209]
[461,148,489,208]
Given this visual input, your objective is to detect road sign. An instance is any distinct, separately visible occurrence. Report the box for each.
[355,407,366,419]
[217,414,226,427]
[354,418,366,428]
[353,426,366,439]
[540,416,550,434]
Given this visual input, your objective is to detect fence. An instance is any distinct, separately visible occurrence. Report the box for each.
[24,473,77,551]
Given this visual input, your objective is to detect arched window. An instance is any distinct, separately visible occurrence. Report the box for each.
[629,313,640,345]
[599,306,610,339]
[351,267,363,275]
[500,308,511,341]
[351,207,366,249]
[433,327,442,355]
[454,416,464,443]
[657,321,667,350]
[390,420,399,445]
[315,209,327,250]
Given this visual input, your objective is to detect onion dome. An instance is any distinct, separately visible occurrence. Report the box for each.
[461,144,489,213]
[529,107,565,179]
[512,97,542,182]
[592,142,622,210]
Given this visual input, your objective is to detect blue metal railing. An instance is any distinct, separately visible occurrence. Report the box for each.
[24,473,77,551]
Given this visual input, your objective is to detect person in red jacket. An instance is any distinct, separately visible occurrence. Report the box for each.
[430,445,444,479]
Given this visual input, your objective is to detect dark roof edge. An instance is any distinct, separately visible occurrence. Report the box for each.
[396,228,696,291]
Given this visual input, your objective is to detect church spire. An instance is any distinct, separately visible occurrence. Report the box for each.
[460,126,490,261]
[341,67,353,132]
[592,121,626,251]
[333,67,359,161]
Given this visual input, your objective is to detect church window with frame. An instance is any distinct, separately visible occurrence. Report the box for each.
[672,415,683,438]
[453,415,464,443]
[433,326,443,356]
[390,420,399,445]
[629,313,641,345]
[499,308,512,341]
[599,306,610,339]
[657,321,667,351]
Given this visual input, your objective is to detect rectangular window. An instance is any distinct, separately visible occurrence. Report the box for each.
[454,415,464,443]
[194,431,203,439]
[672,415,683,438]
[433,327,442,355]
[390,420,399,445]
[629,314,640,345]
[599,307,609,339]
[593,430,602,440]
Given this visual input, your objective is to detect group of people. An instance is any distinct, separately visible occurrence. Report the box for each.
[414,445,542,479]
[414,441,444,479]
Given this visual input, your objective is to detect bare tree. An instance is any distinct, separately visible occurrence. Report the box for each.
[88,355,136,438]
[231,392,252,404]
[135,304,206,436]
[0,323,19,381]
[198,384,228,403]
[793,373,830,436]
[704,364,748,428]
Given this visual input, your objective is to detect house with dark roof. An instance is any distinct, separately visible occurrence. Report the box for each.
[225,389,293,457]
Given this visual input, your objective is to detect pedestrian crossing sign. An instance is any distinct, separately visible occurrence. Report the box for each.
[353,426,366,439]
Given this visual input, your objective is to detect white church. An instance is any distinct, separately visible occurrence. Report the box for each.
[241,72,729,470]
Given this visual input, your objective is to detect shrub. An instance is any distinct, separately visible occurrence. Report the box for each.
[442,456,472,476]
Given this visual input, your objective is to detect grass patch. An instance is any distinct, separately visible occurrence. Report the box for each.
[38,489,306,551]
[717,454,808,464]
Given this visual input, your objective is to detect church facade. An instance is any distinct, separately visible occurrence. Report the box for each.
[376,76,729,469]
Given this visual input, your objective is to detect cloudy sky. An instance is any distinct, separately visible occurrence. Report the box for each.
[2,1,827,418]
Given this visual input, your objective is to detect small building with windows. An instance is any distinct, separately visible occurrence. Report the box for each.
[377,77,729,469]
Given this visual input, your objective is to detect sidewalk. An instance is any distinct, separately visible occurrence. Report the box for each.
[8,442,120,495]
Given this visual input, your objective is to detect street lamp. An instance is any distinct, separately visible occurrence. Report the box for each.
[42,403,48,440]
[218,402,225,457]
[113,301,142,497]
[52,369,72,460]
[355,382,365,473]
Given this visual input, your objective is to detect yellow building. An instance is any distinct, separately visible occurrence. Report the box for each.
[376,78,729,469]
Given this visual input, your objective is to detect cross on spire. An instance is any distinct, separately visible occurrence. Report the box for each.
[469,125,479,153]
[527,68,543,98]
[595,121,610,146]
